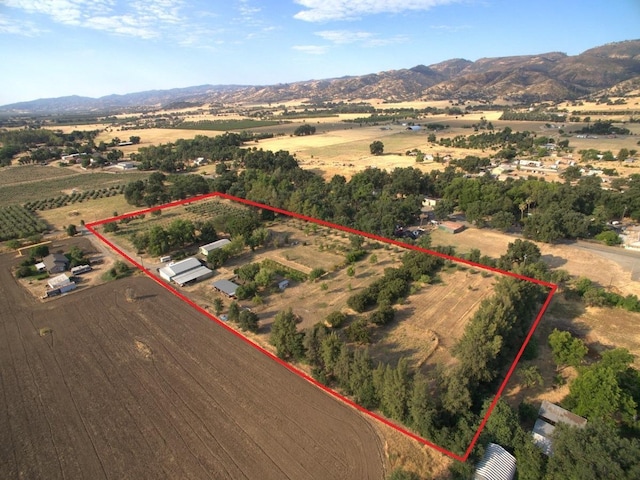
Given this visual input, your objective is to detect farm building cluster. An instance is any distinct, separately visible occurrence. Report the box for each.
[36,253,93,298]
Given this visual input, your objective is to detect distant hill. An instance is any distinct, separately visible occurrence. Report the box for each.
[2,40,639,114]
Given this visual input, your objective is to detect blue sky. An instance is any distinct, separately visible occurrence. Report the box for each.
[1,0,638,105]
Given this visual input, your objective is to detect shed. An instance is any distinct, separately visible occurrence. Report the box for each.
[422,197,438,208]
[43,253,69,273]
[278,279,289,290]
[71,264,92,275]
[531,401,587,456]
[158,257,202,282]
[439,221,466,234]
[172,266,214,287]
[47,273,76,293]
[35,262,46,272]
[199,239,231,256]
[474,443,516,480]
[212,279,239,298]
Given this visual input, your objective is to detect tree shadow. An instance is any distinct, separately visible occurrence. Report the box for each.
[541,254,568,268]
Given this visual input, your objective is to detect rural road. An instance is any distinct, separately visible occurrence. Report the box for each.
[567,240,640,281]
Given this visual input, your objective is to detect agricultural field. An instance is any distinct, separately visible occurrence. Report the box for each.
[0,164,79,186]
[0,205,48,241]
[0,169,149,207]
[93,195,544,463]
[0,242,386,480]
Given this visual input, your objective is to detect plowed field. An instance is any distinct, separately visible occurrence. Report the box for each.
[0,248,385,479]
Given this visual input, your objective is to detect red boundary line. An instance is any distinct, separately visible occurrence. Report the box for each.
[86,191,556,462]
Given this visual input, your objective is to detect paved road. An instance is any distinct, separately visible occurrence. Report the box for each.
[568,240,640,281]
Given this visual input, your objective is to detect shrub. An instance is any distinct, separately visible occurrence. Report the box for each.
[325,311,346,328]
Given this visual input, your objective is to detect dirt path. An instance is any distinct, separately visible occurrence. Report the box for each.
[0,250,386,479]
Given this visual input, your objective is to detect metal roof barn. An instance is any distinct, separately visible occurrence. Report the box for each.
[158,257,203,282]
[474,443,516,480]
[212,279,239,298]
[172,266,214,287]
[199,239,231,256]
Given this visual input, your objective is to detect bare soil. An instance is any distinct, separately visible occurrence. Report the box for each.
[0,240,386,480]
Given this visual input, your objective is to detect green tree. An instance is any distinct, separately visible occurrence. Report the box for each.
[228,301,240,322]
[31,244,49,259]
[238,309,259,333]
[545,421,640,480]
[213,297,223,316]
[293,124,316,136]
[548,329,588,369]
[270,308,305,360]
[370,140,384,155]
[325,311,346,328]
[66,224,77,237]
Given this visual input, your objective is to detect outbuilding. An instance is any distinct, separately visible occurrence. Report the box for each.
[474,443,516,480]
[212,279,239,298]
[439,221,466,234]
[158,257,213,286]
[199,239,231,256]
[532,401,587,456]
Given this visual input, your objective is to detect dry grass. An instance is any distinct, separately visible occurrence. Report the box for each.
[370,268,497,372]
[37,195,133,231]
[376,420,453,479]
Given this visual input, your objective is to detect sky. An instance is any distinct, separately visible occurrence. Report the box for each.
[0,0,639,105]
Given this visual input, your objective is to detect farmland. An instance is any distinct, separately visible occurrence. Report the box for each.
[0,166,149,207]
[0,243,386,479]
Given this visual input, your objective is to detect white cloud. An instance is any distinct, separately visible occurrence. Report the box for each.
[430,24,471,32]
[292,45,328,55]
[294,0,458,22]
[2,0,190,40]
[315,30,373,44]
[316,30,408,47]
[0,13,45,36]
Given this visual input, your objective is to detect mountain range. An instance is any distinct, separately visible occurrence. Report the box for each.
[3,40,639,114]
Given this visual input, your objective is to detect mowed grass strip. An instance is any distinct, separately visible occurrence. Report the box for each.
[0,171,150,206]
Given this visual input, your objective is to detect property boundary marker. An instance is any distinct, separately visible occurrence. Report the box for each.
[86,191,557,462]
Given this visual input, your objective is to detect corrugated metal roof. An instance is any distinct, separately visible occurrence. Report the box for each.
[48,273,72,289]
[539,400,587,428]
[172,266,213,286]
[161,257,202,277]
[212,279,239,297]
[200,239,231,253]
[475,443,516,480]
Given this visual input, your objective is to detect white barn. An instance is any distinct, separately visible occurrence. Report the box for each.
[158,257,213,286]
[199,239,231,256]
[474,443,516,480]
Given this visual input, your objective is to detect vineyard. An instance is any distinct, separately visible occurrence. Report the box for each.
[23,185,125,211]
[172,119,283,130]
[0,171,150,206]
[0,205,48,241]
[0,165,80,186]
[184,199,252,219]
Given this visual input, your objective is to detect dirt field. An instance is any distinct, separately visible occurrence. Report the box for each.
[369,268,499,372]
[431,226,640,295]
[0,241,386,480]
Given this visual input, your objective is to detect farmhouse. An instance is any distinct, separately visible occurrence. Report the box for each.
[42,253,69,273]
[439,221,466,234]
[474,443,516,480]
[199,239,231,256]
[531,400,587,456]
[212,279,239,298]
[158,257,213,286]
